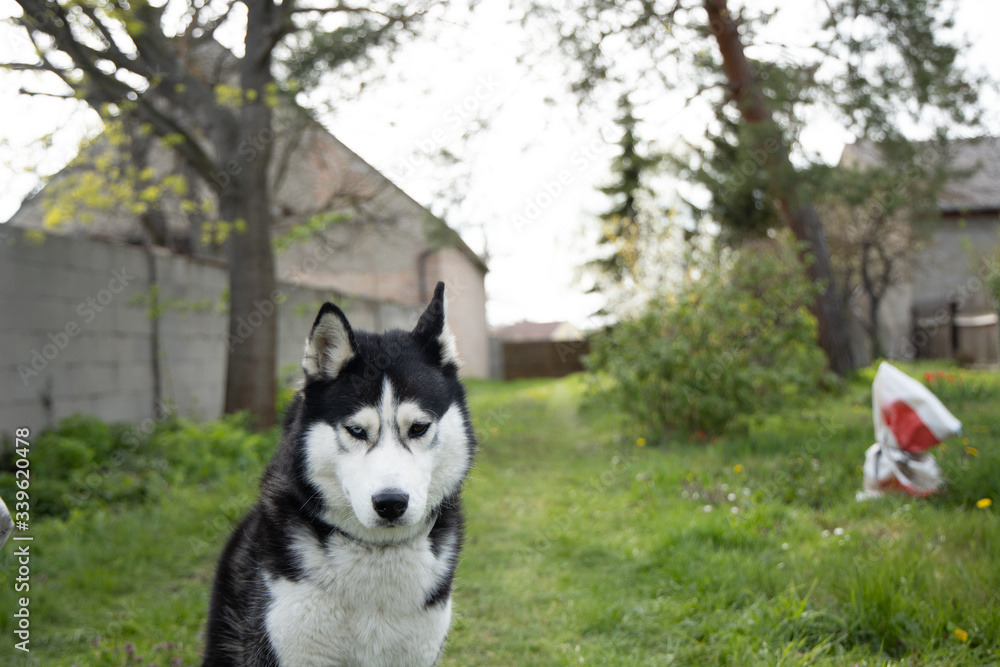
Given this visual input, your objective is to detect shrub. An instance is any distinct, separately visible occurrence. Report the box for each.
[1,411,274,519]
[586,237,832,436]
[18,415,150,516]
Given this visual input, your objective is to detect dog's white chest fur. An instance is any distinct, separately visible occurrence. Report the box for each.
[265,531,451,667]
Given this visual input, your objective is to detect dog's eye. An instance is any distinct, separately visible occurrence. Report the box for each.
[408,422,430,438]
[345,425,367,440]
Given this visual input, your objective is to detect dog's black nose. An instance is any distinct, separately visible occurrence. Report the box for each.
[372,491,409,521]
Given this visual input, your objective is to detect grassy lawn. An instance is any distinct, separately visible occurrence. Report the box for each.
[2,364,999,665]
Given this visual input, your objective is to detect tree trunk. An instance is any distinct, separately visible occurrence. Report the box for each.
[703,0,855,375]
[220,186,278,429]
[221,0,279,428]
[859,242,884,359]
[868,293,884,359]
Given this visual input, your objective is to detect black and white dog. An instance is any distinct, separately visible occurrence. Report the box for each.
[203,283,476,666]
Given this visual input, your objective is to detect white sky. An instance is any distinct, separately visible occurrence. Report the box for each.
[1,0,999,329]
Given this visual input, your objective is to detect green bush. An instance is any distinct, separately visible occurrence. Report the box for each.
[1,411,274,519]
[17,415,150,516]
[586,237,832,437]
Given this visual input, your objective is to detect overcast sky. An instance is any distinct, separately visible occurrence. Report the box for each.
[2,0,998,329]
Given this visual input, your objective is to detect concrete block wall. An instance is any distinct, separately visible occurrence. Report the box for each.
[1,230,156,436]
[0,229,422,439]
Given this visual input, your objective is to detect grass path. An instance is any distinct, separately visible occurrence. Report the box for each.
[447,373,1000,665]
[1,367,998,665]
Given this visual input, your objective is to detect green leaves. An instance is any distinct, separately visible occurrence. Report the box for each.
[587,236,830,436]
[589,93,664,288]
[271,210,352,253]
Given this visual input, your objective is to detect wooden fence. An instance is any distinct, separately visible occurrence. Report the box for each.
[499,340,590,380]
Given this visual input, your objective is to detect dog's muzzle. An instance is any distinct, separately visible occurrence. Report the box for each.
[372,490,409,522]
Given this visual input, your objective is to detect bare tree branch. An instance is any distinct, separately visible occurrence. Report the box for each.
[17,87,75,99]
[2,62,56,72]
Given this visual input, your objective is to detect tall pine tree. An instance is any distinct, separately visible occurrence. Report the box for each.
[586,93,667,317]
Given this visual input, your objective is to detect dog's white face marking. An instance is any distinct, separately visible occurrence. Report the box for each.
[304,378,470,544]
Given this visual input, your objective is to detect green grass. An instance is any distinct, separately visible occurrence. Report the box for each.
[2,363,999,665]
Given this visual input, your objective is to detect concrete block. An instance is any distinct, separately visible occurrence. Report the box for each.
[0,400,49,444]
[110,245,151,285]
[168,338,220,364]
[117,360,155,393]
[42,329,100,366]
[0,362,44,404]
[54,362,119,398]
[65,240,121,276]
[0,260,37,294]
[36,266,106,300]
[0,260,53,295]
[0,303,92,365]
[120,334,155,363]
[40,236,121,276]
[12,234,81,274]
[169,359,224,390]
[94,392,153,425]
[159,311,224,341]
[0,330,53,369]
[3,362,55,403]
[111,302,153,336]
[72,332,118,365]
[53,396,101,423]
[0,292,81,334]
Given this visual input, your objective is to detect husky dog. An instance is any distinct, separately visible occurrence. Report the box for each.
[203,283,476,667]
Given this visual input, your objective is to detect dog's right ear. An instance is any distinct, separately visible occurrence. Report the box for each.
[302,302,357,381]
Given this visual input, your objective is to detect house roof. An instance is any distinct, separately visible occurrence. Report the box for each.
[7,105,487,274]
[840,137,1000,214]
[937,137,1000,213]
[6,34,486,274]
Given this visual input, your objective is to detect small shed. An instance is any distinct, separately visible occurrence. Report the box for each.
[840,137,1000,367]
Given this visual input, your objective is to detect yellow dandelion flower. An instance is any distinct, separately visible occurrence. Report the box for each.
[636,438,647,447]
[940,443,948,452]
[965,446,979,457]
[954,628,969,642]
[977,498,992,509]
[733,464,743,474]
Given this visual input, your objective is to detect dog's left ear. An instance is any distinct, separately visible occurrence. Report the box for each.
[412,282,461,369]
[303,302,358,380]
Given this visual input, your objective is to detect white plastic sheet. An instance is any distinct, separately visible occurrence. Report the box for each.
[859,362,962,499]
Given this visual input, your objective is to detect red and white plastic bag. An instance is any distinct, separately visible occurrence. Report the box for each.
[859,362,962,499]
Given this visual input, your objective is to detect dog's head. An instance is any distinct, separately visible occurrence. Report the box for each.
[297,282,475,544]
